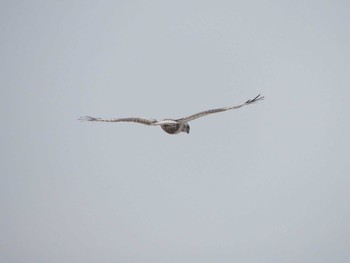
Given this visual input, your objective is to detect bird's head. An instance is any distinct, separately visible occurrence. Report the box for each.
[182,123,190,134]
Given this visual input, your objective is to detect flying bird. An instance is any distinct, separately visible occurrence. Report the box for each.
[79,94,264,135]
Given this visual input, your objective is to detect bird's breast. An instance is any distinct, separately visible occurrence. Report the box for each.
[160,123,182,134]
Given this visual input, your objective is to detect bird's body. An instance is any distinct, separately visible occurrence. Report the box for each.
[160,121,190,134]
[79,94,264,135]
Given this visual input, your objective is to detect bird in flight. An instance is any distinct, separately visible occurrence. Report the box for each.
[79,94,264,135]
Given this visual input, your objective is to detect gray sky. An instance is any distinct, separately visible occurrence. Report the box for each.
[1,1,349,262]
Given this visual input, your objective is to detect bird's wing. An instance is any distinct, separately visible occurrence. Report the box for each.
[78,116,177,126]
[177,94,264,123]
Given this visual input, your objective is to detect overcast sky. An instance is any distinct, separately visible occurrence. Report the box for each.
[1,1,349,262]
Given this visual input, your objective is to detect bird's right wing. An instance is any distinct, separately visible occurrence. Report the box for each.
[78,116,177,126]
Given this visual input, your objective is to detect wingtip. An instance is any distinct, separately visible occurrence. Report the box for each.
[257,94,265,101]
[78,116,96,121]
[246,94,264,104]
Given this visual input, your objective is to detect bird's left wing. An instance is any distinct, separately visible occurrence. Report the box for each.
[177,94,264,123]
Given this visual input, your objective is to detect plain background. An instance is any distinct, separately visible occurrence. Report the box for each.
[1,1,349,262]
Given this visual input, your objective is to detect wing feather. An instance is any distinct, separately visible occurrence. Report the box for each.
[78,116,158,125]
[177,94,264,122]
[78,116,178,126]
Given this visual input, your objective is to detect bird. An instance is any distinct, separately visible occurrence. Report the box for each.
[79,94,264,135]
